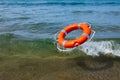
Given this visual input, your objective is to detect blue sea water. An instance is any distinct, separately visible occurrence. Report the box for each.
[0,0,120,56]
[0,0,120,39]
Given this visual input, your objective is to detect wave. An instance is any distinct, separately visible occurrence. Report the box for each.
[0,2,120,6]
[72,10,94,14]
[0,31,52,40]
[0,33,120,57]
[91,25,120,32]
[72,10,120,16]
[104,11,120,16]
[78,40,120,56]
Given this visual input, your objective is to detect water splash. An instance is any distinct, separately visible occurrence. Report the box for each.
[78,40,120,56]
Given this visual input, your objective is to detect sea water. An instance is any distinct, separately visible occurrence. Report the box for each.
[0,0,120,56]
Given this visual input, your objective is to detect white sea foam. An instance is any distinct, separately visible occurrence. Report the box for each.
[77,40,120,56]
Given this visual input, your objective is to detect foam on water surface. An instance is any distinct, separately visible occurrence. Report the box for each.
[78,40,120,56]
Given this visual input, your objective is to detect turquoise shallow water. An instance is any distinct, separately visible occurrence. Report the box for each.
[0,34,120,56]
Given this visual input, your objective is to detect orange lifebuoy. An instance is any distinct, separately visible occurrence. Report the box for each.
[57,23,91,48]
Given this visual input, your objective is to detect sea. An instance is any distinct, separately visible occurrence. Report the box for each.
[0,0,120,56]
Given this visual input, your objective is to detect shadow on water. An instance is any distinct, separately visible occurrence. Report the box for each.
[74,55,120,71]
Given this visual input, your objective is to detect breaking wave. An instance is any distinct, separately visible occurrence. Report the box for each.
[78,40,120,56]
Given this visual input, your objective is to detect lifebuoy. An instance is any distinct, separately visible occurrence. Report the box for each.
[57,23,91,48]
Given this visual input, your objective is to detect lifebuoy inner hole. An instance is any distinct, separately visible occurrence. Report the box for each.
[65,29,83,40]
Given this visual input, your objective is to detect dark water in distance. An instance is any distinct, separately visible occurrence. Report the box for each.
[0,0,120,39]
